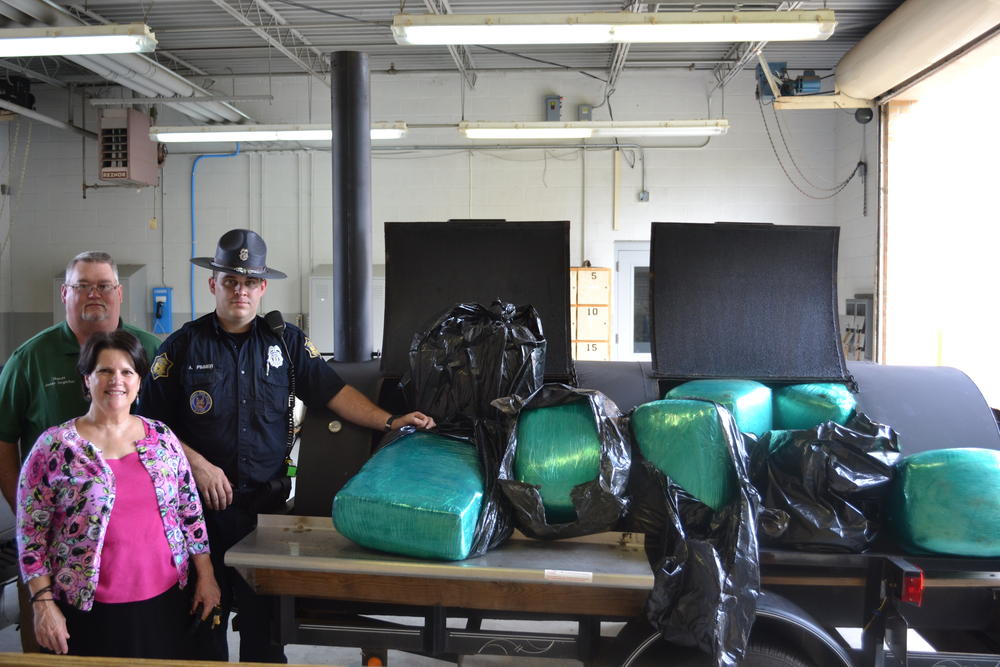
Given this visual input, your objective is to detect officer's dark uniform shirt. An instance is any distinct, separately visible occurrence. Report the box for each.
[140,313,345,493]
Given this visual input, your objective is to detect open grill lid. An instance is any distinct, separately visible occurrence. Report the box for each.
[381,220,573,379]
[650,222,850,383]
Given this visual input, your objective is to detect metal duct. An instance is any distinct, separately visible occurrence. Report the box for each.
[67,55,161,98]
[836,0,1000,100]
[68,55,216,122]
[112,52,248,122]
[80,54,228,122]
[0,0,249,123]
[330,51,373,363]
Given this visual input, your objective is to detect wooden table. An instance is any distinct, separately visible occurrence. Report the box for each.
[226,515,653,617]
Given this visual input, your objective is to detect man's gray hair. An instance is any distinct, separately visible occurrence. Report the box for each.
[65,251,119,283]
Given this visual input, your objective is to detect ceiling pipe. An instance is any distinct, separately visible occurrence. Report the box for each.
[0,57,65,87]
[0,98,95,139]
[836,0,1000,100]
[0,4,34,24]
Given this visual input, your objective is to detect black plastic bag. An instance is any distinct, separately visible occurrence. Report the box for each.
[493,384,631,539]
[402,301,545,432]
[401,300,546,557]
[750,413,901,553]
[623,401,761,667]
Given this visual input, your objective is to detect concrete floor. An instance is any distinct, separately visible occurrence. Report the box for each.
[0,616,595,666]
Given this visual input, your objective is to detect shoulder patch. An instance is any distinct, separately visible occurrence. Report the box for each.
[189,390,213,415]
[304,337,321,359]
[151,353,173,380]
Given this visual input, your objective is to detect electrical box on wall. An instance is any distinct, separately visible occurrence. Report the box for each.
[98,109,158,187]
[844,294,873,361]
[545,95,562,121]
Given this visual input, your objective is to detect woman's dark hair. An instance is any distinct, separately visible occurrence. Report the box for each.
[77,330,150,398]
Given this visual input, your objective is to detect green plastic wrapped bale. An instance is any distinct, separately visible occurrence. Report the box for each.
[665,379,772,436]
[631,399,736,511]
[890,448,1000,557]
[773,383,856,430]
[332,432,484,560]
[514,401,602,523]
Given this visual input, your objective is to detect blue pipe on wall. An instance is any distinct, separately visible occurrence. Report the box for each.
[190,143,241,319]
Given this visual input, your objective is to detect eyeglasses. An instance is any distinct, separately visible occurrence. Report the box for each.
[219,276,263,292]
[65,283,119,294]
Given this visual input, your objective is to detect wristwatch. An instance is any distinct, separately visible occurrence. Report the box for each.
[385,414,399,432]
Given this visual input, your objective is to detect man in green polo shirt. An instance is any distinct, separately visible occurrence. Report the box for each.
[0,250,160,650]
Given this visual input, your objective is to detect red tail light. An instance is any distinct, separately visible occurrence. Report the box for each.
[902,570,924,606]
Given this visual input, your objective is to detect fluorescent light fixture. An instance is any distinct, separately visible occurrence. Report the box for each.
[150,122,408,143]
[463,125,593,139]
[459,120,729,140]
[0,23,156,57]
[369,122,408,139]
[393,11,836,45]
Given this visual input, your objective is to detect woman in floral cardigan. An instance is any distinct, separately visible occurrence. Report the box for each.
[16,330,219,657]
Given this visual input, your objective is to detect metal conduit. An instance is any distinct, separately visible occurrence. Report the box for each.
[190,144,242,317]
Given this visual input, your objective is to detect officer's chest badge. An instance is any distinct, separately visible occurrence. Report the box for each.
[151,353,173,380]
[267,344,284,368]
[189,390,213,415]
[304,337,320,359]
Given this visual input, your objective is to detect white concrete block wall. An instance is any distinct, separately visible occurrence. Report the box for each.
[834,108,879,313]
[4,67,878,359]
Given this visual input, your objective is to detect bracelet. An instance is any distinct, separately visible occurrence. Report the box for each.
[384,414,400,432]
[29,585,53,603]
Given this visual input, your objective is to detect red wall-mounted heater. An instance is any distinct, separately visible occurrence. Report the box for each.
[98,109,158,187]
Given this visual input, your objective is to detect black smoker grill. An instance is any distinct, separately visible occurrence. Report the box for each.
[264,220,1000,666]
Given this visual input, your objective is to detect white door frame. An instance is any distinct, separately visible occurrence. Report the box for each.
[614,240,652,361]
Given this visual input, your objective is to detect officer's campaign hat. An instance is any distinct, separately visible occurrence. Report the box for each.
[191,229,287,279]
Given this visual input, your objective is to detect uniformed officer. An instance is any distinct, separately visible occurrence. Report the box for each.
[140,229,435,663]
[0,251,161,652]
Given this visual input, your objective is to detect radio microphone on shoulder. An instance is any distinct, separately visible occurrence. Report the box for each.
[264,310,285,337]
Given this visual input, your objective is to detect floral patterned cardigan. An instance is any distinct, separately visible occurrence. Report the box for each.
[16,416,210,610]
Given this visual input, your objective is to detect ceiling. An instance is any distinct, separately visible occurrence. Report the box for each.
[2,1,905,91]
